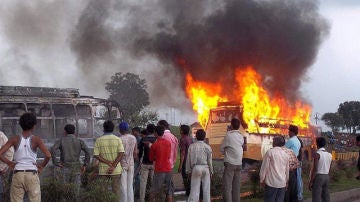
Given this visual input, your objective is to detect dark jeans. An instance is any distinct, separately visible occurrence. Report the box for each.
[264,185,286,202]
[312,174,330,202]
[223,162,241,202]
[181,162,192,196]
[285,169,298,202]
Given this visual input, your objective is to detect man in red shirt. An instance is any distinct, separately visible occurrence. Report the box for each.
[149,125,173,202]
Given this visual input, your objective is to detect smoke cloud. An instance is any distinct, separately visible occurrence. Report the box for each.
[130,0,329,103]
[0,0,329,121]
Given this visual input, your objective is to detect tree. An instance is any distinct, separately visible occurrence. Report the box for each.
[321,112,344,132]
[129,108,159,128]
[105,72,156,126]
[337,101,360,134]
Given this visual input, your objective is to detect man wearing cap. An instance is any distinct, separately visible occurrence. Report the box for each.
[119,122,137,202]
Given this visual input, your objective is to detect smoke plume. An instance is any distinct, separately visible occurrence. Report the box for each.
[131,0,329,103]
[0,0,329,120]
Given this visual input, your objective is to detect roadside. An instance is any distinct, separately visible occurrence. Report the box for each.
[304,188,360,202]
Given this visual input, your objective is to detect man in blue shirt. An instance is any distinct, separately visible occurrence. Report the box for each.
[285,125,301,202]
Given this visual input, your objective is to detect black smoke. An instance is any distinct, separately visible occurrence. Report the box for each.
[131,0,329,103]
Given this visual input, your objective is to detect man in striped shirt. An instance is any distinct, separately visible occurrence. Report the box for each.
[93,120,124,201]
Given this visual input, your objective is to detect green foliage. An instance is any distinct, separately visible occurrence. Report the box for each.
[337,101,360,134]
[321,112,344,132]
[129,108,159,128]
[41,178,76,201]
[106,72,155,126]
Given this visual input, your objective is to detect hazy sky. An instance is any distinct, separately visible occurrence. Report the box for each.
[0,0,359,127]
[302,0,360,127]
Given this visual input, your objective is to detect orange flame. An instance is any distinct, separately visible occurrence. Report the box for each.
[185,73,228,126]
[185,66,311,133]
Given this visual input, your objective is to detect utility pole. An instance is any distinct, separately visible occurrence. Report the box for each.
[314,112,320,125]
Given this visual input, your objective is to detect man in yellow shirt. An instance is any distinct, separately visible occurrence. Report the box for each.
[94,120,124,200]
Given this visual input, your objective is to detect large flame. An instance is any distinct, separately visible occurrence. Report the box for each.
[185,66,311,133]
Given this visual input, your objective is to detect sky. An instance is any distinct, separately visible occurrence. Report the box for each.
[302,0,360,128]
[0,0,359,128]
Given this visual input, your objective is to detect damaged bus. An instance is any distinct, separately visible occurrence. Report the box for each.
[0,86,120,152]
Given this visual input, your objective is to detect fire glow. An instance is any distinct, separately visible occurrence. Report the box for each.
[185,66,311,133]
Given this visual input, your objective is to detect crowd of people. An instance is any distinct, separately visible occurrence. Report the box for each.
[0,112,335,202]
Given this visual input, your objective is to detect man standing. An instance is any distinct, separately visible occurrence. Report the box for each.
[186,129,213,202]
[0,112,51,202]
[149,125,173,202]
[119,122,137,202]
[93,120,124,201]
[51,124,90,190]
[178,124,193,196]
[157,120,178,169]
[285,125,301,202]
[132,126,141,199]
[138,124,157,202]
[260,136,290,202]
[356,135,360,180]
[309,137,332,202]
[220,118,246,202]
[0,131,14,200]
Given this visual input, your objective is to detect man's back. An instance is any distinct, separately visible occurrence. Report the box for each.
[94,134,124,175]
[150,137,171,172]
[221,130,244,165]
[138,134,157,164]
[163,130,178,168]
[260,147,290,188]
[51,134,90,167]
[120,134,137,168]
[285,136,301,156]
[180,135,192,163]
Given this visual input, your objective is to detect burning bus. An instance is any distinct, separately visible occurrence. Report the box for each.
[203,102,318,160]
[0,86,120,153]
[186,67,319,161]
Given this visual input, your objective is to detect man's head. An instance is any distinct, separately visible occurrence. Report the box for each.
[196,129,206,141]
[19,112,37,131]
[230,118,241,130]
[140,129,148,138]
[119,122,129,134]
[132,127,140,136]
[154,125,165,137]
[103,120,115,133]
[146,123,156,134]
[316,137,326,149]
[288,125,298,137]
[180,125,190,136]
[64,124,76,135]
[158,120,170,130]
[273,136,286,147]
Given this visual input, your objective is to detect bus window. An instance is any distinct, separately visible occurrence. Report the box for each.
[76,105,92,138]
[0,103,26,117]
[0,103,26,137]
[53,104,76,138]
[27,103,54,140]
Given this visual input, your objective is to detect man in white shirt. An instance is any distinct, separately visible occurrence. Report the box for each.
[220,118,246,202]
[119,122,137,202]
[260,136,290,202]
[309,137,332,202]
